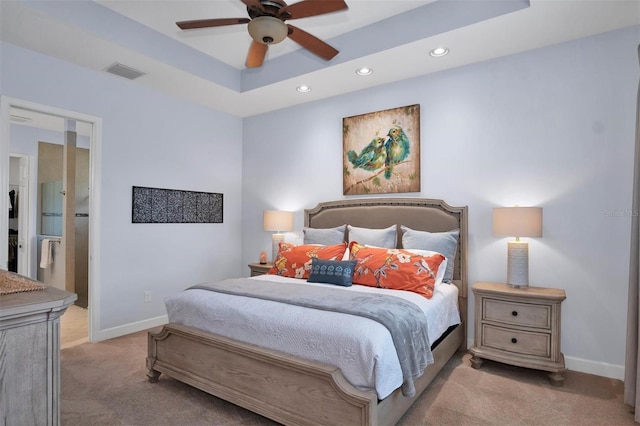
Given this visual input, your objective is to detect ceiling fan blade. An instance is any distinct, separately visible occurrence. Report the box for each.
[280,0,348,20]
[246,41,268,68]
[176,18,250,30]
[287,24,338,60]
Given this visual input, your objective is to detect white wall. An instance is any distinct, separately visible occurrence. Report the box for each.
[1,41,244,338]
[242,26,640,379]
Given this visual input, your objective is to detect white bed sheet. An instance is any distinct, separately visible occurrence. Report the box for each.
[165,275,460,399]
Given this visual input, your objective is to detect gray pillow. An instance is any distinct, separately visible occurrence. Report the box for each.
[401,226,459,283]
[303,225,346,245]
[347,224,397,248]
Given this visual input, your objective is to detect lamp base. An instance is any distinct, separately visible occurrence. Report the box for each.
[271,233,285,263]
[506,241,529,288]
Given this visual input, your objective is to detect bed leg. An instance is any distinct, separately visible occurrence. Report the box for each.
[147,368,161,383]
[146,358,161,383]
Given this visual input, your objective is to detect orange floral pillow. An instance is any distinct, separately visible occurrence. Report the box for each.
[348,242,446,298]
[268,242,348,279]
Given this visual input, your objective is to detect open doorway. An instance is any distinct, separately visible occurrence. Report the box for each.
[1,96,102,345]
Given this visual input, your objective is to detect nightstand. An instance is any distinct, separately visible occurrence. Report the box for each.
[248,262,272,277]
[469,281,566,386]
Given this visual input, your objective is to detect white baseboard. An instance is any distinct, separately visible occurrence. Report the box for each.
[565,355,624,381]
[92,314,168,342]
[466,338,624,381]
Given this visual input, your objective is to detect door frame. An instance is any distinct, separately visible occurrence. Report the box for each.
[0,96,102,342]
[8,153,34,277]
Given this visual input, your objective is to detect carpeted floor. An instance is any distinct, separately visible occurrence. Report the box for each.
[61,304,89,349]
[60,330,636,425]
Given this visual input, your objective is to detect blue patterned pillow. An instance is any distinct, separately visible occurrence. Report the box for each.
[307,258,357,287]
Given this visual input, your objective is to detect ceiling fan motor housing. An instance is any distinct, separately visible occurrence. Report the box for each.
[247,0,288,19]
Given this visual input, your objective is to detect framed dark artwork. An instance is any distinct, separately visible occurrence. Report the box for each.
[132,186,223,224]
[343,104,420,195]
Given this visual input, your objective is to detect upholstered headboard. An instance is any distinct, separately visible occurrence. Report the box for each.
[304,198,468,319]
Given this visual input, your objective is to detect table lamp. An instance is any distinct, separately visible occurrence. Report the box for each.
[493,206,543,288]
[263,210,293,262]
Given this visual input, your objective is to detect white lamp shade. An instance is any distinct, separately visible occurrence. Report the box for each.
[263,210,293,232]
[493,207,542,238]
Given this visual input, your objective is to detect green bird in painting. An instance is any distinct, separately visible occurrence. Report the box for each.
[384,125,410,179]
[347,136,387,172]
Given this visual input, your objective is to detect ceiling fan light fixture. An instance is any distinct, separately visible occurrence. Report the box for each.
[248,16,288,45]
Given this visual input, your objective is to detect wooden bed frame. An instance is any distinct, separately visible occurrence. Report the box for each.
[147,198,468,426]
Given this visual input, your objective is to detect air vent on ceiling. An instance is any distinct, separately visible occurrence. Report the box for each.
[104,62,146,80]
[10,114,33,123]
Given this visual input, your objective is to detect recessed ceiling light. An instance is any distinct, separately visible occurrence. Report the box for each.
[296,85,311,93]
[429,47,449,57]
[356,67,373,76]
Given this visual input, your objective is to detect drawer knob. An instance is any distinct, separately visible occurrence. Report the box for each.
[511,338,518,344]
[512,311,518,317]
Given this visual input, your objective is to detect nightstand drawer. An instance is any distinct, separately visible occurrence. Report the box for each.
[482,324,551,358]
[484,298,551,329]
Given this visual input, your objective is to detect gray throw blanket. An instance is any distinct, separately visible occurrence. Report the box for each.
[190,278,433,397]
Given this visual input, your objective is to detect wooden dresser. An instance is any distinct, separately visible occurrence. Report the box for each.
[0,285,76,425]
[469,281,566,386]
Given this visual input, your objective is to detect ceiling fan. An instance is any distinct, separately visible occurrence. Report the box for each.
[176,0,348,68]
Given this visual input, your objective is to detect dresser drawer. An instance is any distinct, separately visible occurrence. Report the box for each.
[484,298,551,329]
[482,324,551,358]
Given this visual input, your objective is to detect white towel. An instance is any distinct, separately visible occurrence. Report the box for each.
[40,239,53,269]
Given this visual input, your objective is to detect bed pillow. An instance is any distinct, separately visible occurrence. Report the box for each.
[303,225,346,245]
[401,226,459,283]
[307,258,357,287]
[348,242,446,298]
[268,242,348,279]
[403,249,448,287]
[347,224,397,248]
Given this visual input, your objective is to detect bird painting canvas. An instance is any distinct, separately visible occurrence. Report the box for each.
[343,104,420,195]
